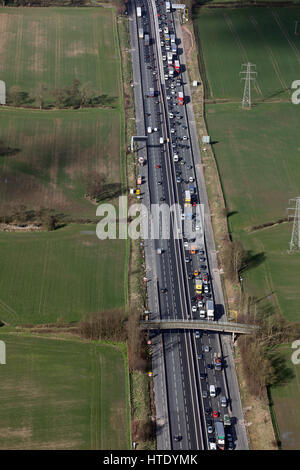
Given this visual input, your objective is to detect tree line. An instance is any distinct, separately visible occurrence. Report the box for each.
[7,80,117,110]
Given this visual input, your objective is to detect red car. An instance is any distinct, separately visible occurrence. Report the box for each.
[213,410,219,418]
[196,294,203,301]
[155,164,161,169]
[192,202,197,207]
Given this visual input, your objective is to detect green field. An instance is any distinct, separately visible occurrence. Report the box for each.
[195,7,300,101]
[0,107,122,219]
[0,333,129,449]
[0,224,127,325]
[195,6,300,447]
[0,7,120,100]
[270,344,300,450]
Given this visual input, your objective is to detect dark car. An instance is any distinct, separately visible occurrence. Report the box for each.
[204,407,211,416]
[160,288,167,293]
[200,373,207,380]
[200,264,207,270]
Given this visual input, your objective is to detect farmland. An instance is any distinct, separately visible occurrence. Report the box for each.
[0,224,127,325]
[0,7,120,100]
[0,107,122,219]
[195,7,300,101]
[194,6,300,447]
[0,333,129,449]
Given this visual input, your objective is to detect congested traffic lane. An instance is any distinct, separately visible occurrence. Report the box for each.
[134,0,205,449]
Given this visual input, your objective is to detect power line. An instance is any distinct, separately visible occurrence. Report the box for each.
[240,63,257,109]
[287,197,300,252]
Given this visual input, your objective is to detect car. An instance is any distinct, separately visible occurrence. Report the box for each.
[204,407,211,415]
[207,425,214,434]
[160,288,167,293]
[196,294,203,301]
[192,306,197,313]
[226,432,233,442]
[200,257,206,262]
[194,330,200,339]
[155,164,161,169]
[195,225,200,231]
[169,112,174,118]
[157,181,162,185]
[204,345,210,353]
[212,410,219,418]
[200,373,207,380]
[166,95,171,100]
[194,270,199,276]
[197,353,203,360]
[154,127,158,132]
[202,390,208,398]
[174,435,182,442]
[192,202,197,207]
[160,197,165,202]
[204,286,209,293]
[209,442,217,450]
[200,264,207,269]
[207,363,212,370]
[224,414,231,426]
[221,396,227,407]
[183,135,188,140]
[199,250,205,255]
[184,241,188,248]
[198,301,204,308]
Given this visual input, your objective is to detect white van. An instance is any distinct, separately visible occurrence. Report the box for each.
[209,385,216,397]
[147,127,152,134]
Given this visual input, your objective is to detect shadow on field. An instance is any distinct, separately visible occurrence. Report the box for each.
[268,349,295,387]
[0,143,20,158]
[241,250,266,273]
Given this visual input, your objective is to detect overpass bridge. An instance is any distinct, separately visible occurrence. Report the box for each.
[140,319,257,335]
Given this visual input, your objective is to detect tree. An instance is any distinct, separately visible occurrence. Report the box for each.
[9,85,23,107]
[52,88,66,109]
[34,82,47,109]
[79,82,94,108]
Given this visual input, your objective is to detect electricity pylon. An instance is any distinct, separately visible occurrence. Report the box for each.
[240,63,257,109]
[287,197,300,252]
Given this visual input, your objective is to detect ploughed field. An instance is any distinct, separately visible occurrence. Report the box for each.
[0,334,129,449]
[194,6,300,448]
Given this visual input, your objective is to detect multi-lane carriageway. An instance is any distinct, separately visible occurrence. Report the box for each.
[128,0,248,450]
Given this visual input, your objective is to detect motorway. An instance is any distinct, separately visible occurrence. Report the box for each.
[128,0,248,450]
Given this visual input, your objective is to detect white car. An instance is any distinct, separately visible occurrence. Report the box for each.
[192,306,197,313]
[154,127,158,132]
[184,241,188,249]
[209,442,217,450]
[183,135,188,140]
[169,113,174,118]
[166,95,171,100]
[171,128,175,134]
